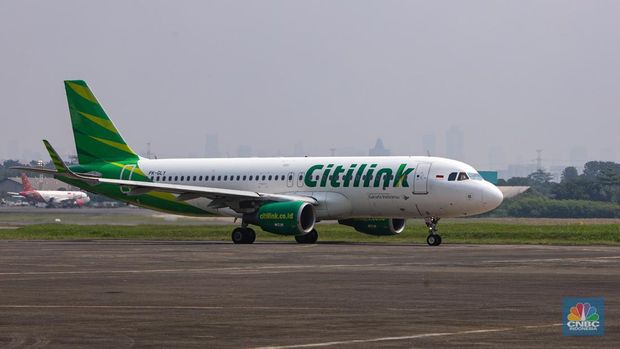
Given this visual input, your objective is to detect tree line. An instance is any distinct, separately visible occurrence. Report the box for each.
[493,161,620,218]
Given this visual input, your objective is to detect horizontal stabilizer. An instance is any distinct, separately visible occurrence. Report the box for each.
[498,186,530,199]
[9,166,58,175]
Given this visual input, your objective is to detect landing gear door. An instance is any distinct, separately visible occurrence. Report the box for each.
[119,164,136,194]
[413,162,431,194]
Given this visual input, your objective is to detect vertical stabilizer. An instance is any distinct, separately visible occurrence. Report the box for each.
[20,173,34,192]
[64,80,139,164]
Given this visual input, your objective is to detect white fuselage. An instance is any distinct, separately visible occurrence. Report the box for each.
[135,156,503,220]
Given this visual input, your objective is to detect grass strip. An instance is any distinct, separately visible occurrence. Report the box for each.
[4,223,620,245]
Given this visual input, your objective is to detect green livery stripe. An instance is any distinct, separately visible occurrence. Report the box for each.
[65,80,139,164]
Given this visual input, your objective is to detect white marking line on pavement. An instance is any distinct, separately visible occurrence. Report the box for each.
[483,256,620,263]
[0,263,402,276]
[0,305,331,311]
[255,323,562,349]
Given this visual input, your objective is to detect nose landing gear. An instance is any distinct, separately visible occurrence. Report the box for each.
[425,217,442,246]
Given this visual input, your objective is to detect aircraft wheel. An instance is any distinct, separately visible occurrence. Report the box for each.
[246,228,256,244]
[295,229,318,244]
[426,234,442,246]
[232,227,255,244]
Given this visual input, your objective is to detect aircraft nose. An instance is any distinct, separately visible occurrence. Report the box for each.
[484,183,504,210]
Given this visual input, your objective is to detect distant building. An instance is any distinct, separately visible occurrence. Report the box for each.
[237,145,253,158]
[446,126,464,161]
[0,178,22,196]
[369,138,390,156]
[204,134,221,158]
[422,134,436,156]
[498,164,537,179]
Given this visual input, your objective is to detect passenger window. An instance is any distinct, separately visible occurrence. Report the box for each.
[262,175,266,180]
[448,172,457,181]
[217,176,221,181]
[458,172,469,181]
[205,176,208,182]
[211,176,215,181]
[156,176,160,181]
[174,176,178,181]
[268,175,272,180]
[243,175,247,181]
[223,175,227,181]
[192,176,196,181]
[198,176,202,181]
[249,175,253,180]
[281,175,285,180]
[289,175,293,181]
[236,175,240,180]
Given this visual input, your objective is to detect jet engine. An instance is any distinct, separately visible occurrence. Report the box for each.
[251,201,316,235]
[338,218,406,236]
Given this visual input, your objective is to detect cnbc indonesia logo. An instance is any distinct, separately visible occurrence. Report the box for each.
[563,298,605,336]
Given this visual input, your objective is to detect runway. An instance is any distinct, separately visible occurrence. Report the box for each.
[0,241,617,348]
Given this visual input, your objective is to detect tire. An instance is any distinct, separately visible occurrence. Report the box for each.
[435,234,442,246]
[295,229,318,244]
[232,228,246,244]
[246,228,256,244]
[426,234,437,246]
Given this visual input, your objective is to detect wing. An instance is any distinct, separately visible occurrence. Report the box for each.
[95,177,317,207]
[13,140,317,212]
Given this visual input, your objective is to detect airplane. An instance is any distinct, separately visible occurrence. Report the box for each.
[13,80,504,245]
[9,173,90,208]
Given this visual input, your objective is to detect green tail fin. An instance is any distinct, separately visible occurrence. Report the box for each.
[64,80,139,164]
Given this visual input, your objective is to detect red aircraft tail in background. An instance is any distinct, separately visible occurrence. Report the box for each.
[20,173,34,192]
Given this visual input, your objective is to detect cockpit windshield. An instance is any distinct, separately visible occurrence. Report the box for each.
[467,172,484,181]
[447,171,483,181]
[457,172,469,181]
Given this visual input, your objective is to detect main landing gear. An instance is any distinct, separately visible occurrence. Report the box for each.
[425,217,442,246]
[294,229,318,244]
[231,227,256,244]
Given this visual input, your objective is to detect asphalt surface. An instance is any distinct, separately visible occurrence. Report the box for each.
[0,241,618,348]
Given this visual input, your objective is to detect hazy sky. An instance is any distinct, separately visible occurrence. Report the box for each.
[1,1,619,170]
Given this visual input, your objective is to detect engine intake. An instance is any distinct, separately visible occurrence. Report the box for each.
[338,218,406,236]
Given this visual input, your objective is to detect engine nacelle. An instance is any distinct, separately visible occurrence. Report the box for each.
[338,218,406,236]
[254,201,316,236]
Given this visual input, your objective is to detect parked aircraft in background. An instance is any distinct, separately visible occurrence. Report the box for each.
[15,81,504,245]
[8,173,90,208]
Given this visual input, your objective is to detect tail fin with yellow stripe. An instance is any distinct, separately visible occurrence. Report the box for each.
[64,80,139,164]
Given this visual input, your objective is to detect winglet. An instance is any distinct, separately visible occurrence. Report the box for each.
[43,140,69,174]
[38,140,99,185]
